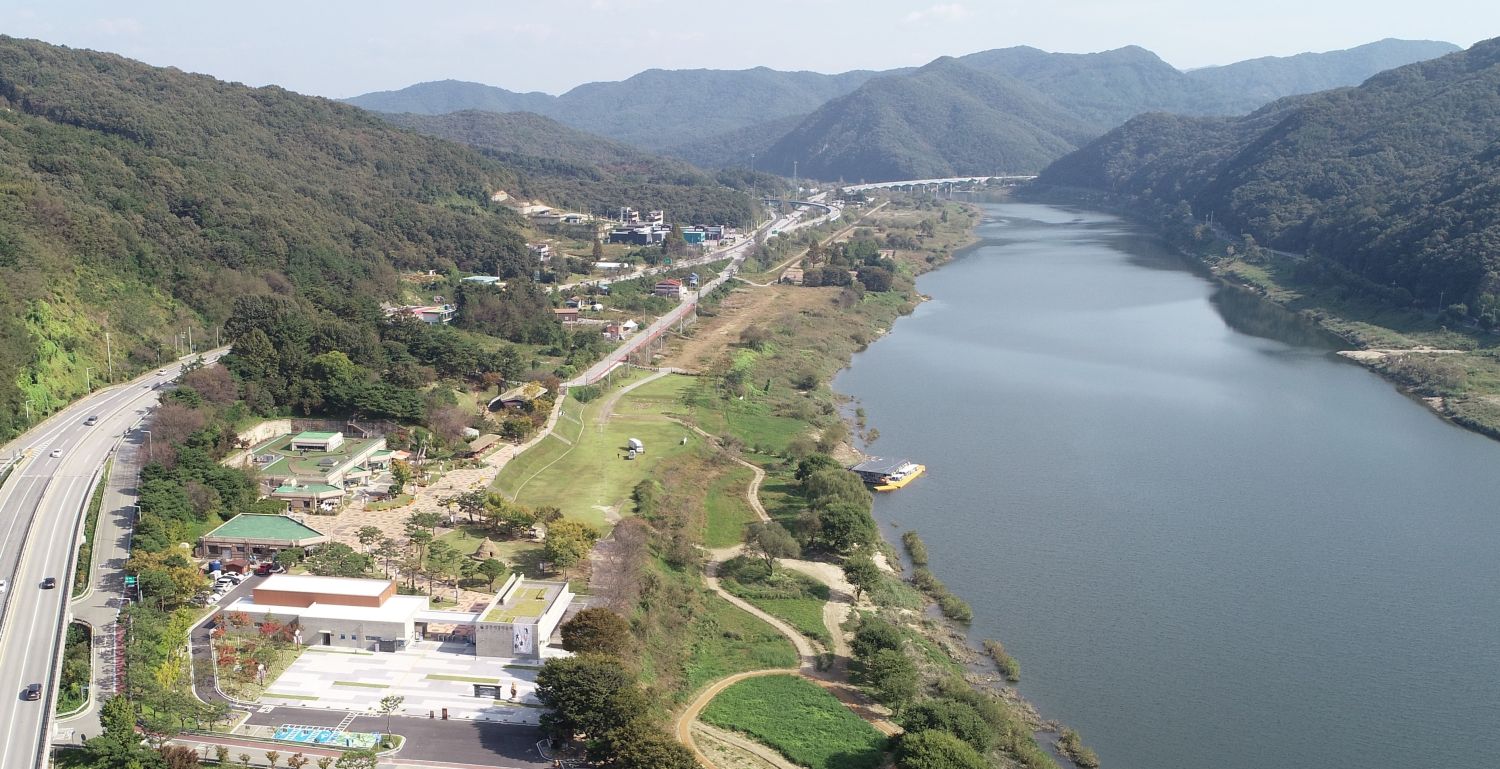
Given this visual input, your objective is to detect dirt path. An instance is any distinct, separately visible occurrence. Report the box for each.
[692,722,802,769]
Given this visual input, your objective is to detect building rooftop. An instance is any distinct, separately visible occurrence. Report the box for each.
[292,431,340,440]
[258,574,394,599]
[483,581,566,623]
[203,514,324,542]
[272,483,343,496]
[250,433,385,482]
[226,594,428,626]
[850,457,910,475]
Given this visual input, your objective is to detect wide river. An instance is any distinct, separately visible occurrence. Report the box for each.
[834,202,1500,769]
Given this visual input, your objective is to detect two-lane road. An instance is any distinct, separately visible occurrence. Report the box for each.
[0,353,222,769]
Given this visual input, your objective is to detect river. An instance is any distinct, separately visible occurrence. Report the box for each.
[834,202,1500,769]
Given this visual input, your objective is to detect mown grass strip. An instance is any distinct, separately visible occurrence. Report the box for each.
[264,692,319,701]
[427,674,500,684]
[333,680,387,689]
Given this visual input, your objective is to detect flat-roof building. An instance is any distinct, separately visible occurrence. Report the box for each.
[474,574,572,658]
[233,431,388,511]
[222,574,429,651]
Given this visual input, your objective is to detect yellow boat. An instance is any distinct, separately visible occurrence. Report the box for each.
[852,458,926,491]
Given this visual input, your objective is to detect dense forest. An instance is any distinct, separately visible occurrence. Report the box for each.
[380,110,774,226]
[1039,37,1500,322]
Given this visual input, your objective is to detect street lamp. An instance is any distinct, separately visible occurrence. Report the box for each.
[84,367,95,392]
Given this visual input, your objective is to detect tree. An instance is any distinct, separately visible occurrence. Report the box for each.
[287,754,310,769]
[334,749,379,769]
[852,617,903,659]
[84,694,164,769]
[560,607,632,657]
[739,325,773,351]
[896,729,988,769]
[389,460,413,495]
[273,547,304,570]
[304,543,372,577]
[265,750,281,769]
[856,266,894,292]
[377,694,405,736]
[317,757,334,769]
[592,239,604,261]
[744,522,800,570]
[600,717,700,769]
[842,553,881,603]
[477,557,508,589]
[161,746,203,769]
[543,519,600,569]
[426,540,464,599]
[356,526,384,553]
[534,655,644,741]
[860,648,918,707]
[374,537,401,578]
[901,699,994,753]
[817,501,876,553]
[449,490,487,523]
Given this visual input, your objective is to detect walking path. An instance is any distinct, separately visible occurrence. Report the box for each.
[56,431,146,742]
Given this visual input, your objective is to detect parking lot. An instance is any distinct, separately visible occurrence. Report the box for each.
[259,640,545,724]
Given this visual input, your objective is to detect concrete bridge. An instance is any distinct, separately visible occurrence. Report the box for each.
[840,175,1034,193]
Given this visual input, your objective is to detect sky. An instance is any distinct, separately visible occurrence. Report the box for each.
[1,0,1493,98]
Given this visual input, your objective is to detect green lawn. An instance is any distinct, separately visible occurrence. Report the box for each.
[700,674,888,769]
[719,559,833,645]
[492,373,700,530]
[703,465,759,548]
[684,593,800,694]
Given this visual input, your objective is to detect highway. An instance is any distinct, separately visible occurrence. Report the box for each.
[568,196,839,386]
[0,352,221,769]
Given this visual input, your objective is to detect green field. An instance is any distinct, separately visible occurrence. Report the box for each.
[700,674,887,769]
[492,373,701,529]
[703,465,759,548]
[719,559,832,645]
[684,593,800,694]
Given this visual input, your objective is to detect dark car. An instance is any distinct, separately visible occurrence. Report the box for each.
[40,577,56,589]
[22,683,41,701]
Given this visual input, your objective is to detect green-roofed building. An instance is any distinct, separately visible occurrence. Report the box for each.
[198,514,330,560]
[230,430,390,511]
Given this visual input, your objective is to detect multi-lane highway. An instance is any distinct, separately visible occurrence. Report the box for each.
[0,354,220,769]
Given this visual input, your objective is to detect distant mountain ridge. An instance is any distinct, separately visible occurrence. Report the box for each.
[1038,37,1500,318]
[346,38,1457,181]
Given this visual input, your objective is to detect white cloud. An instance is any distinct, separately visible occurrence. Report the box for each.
[903,3,969,23]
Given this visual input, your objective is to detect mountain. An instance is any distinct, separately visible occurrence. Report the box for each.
[0,36,543,438]
[1184,38,1461,113]
[662,114,807,169]
[1038,38,1500,318]
[347,67,885,151]
[755,58,1095,181]
[345,79,556,116]
[378,110,767,226]
[734,40,1458,181]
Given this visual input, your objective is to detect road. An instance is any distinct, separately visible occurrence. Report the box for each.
[0,351,223,769]
[566,196,840,387]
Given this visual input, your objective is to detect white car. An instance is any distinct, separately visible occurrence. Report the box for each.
[205,593,222,605]
[49,449,62,458]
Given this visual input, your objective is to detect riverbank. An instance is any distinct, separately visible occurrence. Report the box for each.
[1023,184,1500,443]
[658,192,1090,768]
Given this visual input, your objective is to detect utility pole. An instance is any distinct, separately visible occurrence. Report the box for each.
[750,153,755,174]
[188,326,193,355]
[84,367,94,392]
[105,331,113,382]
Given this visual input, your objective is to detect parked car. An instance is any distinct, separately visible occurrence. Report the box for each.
[206,593,222,605]
[22,684,41,701]
[40,577,56,589]
[255,563,274,577]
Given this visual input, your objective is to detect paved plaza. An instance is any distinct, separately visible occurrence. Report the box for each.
[259,641,548,725]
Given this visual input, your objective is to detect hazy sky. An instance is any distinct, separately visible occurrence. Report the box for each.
[1,1,1492,98]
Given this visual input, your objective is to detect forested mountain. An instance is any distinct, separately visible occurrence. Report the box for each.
[1184,38,1459,113]
[344,79,556,116]
[348,67,885,151]
[380,110,768,226]
[1039,38,1500,322]
[348,40,1455,182]
[0,36,545,438]
[756,58,1096,181]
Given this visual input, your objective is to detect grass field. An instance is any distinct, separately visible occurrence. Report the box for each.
[683,592,800,695]
[700,674,888,769]
[703,465,758,548]
[492,373,700,530]
[719,559,833,645]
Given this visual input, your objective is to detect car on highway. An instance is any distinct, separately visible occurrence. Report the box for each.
[0,579,7,593]
[40,577,56,590]
[49,449,62,458]
[84,415,99,426]
[22,683,41,701]
[158,369,167,376]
